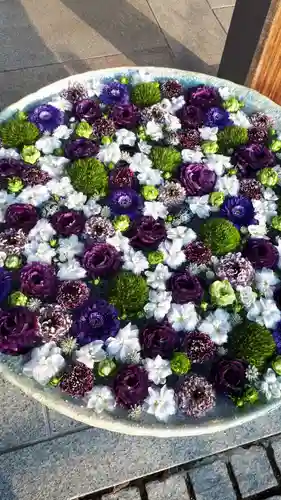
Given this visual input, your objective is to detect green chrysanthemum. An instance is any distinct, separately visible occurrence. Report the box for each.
[131,82,161,107]
[108,271,149,316]
[200,218,241,256]
[228,322,276,370]
[0,119,40,148]
[217,126,248,152]
[67,158,108,196]
[150,146,181,174]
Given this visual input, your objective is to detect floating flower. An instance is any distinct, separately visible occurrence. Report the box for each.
[23,341,65,385]
[144,355,172,385]
[51,209,85,236]
[64,138,98,160]
[210,358,247,396]
[159,240,186,269]
[0,268,12,303]
[260,368,281,401]
[205,107,232,129]
[255,268,280,298]
[0,307,41,355]
[86,386,116,413]
[216,253,254,287]
[100,82,129,106]
[29,104,64,132]
[113,364,149,408]
[109,165,137,190]
[74,300,120,344]
[177,105,204,129]
[122,247,149,274]
[56,280,90,309]
[177,375,216,417]
[169,272,203,304]
[186,85,222,110]
[73,99,101,123]
[129,216,166,250]
[199,308,231,345]
[140,322,179,359]
[210,280,236,307]
[108,188,143,219]
[247,298,281,329]
[85,216,115,242]
[83,243,121,278]
[234,144,276,174]
[243,238,279,269]
[144,289,172,321]
[220,195,255,228]
[60,362,94,397]
[38,304,72,342]
[20,263,57,299]
[184,240,212,265]
[144,385,176,422]
[180,163,216,196]
[167,302,199,332]
[75,340,106,368]
[110,104,140,129]
[182,331,216,363]
[145,263,171,290]
[5,203,38,232]
[106,323,140,362]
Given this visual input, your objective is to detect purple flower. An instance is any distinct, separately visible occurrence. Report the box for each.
[82,243,121,278]
[169,272,203,304]
[184,241,212,265]
[108,188,143,219]
[176,105,204,129]
[243,238,279,269]
[177,375,216,417]
[20,263,57,299]
[60,362,94,397]
[28,104,64,133]
[182,331,216,363]
[220,195,255,228]
[0,158,27,186]
[0,268,12,303]
[56,280,90,310]
[273,321,281,354]
[233,144,276,174]
[0,307,41,355]
[129,216,166,250]
[113,365,149,409]
[210,358,247,396]
[51,209,85,236]
[140,322,180,359]
[5,203,38,232]
[73,299,120,344]
[204,107,232,129]
[64,138,99,160]
[109,165,137,189]
[22,166,51,186]
[186,85,222,110]
[110,104,140,129]
[100,82,130,106]
[180,163,216,195]
[73,99,102,124]
[248,127,269,145]
[216,253,254,287]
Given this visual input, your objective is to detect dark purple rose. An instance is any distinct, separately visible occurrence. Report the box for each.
[182,331,216,363]
[129,216,166,250]
[243,238,279,269]
[29,104,64,132]
[180,163,216,195]
[0,268,12,303]
[233,144,276,174]
[110,104,140,129]
[100,82,130,106]
[64,138,99,160]
[5,203,38,232]
[176,105,204,129]
[51,209,85,236]
[185,85,222,110]
[109,165,137,189]
[113,365,149,409]
[273,321,281,354]
[220,195,255,228]
[169,272,203,304]
[20,263,57,299]
[210,358,247,396]
[108,188,143,219]
[0,158,27,186]
[0,307,41,355]
[73,99,102,124]
[74,299,120,344]
[82,243,121,278]
[204,107,232,129]
[140,323,180,359]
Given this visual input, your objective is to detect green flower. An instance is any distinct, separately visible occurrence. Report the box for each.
[113,215,130,232]
[150,146,181,174]
[21,145,40,164]
[98,359,117,377]
[234,387,259,407]
[7,177,24,193]
[227,168,237,176]
[5,255,22,270]
[271,216,281,231]
[258,167,278,187]
[210,280,236,307]
[170,352,191,375]
[9,291,28,307]
[101,136,112,145]
[119,76,129,84]
[108,271,149,316]
[228,321,276,370]
[131,82,161,107]
[223,97,244,113]
[0,118,39,148]
[270,139,281,152]
[217,126,248,152]
[200,218,241,256]
[209,191,224,207]
[201,141,219,155]
[48,376,63,387]
[142,185,159,201]
[67,157,108,196]
[272,356,281,375]
[75,122,93,138]
[49,238,58,248]
[148,250,164,266]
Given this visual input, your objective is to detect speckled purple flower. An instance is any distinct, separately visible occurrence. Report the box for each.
[73,299,120,344]
[216,253,254,287]
[204,107,232,129]
[28,104,64,133]
[182,331,216,363]
[100,82,130,106]
[180,163,216,196]
[73,99,102,124]
[177,375,216,417]
[108,188,143,219]
[64,138,99,160]
[220,195,255,228]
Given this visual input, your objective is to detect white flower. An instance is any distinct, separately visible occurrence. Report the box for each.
[65,191,87,210]
[253,196,277,223]
[218,87,232,100]
[0,147,20,160]
[106,231,130,252]
[129,153,153,172]
[49,97,72,111]
[248,221,268,238]
[0,191,15,216]
[199,309,231,345]
[144,385,176,422]
[106,323,140,362]
[159,239,186,269]
[97,142,121,164]
[245,365,259,383]
[145,263,171,290]
[57,235,84,262]
[230,110,252,128]
[205,154,231,176]
[38,155,70,178]
[17,185,50,206]
[53,125,73,140]
[138,140,152,155]
[247,298,281,328]
[237,285,257,309]
[164,114,181,132]
[144,201,168,220]
[86,78,104,97]
[35,135,61,154]
[181,148,203,163]
[166,225,196,246]
[47,176,74,197]
[168,302,199,332]
[28,219,56,242]
[122,248,149,274]
[137,167,163,186]
[188,195,211,218]
[144,355,172,385]
[24,241,56,264]
[199,126,218,141]
[144,290,172,321]
[130,70,153,84]
[260,368,281,401]
[115,128,136,146]
[75,341,106,368]
[57,259,87,280]
[145,120,164,141]
[0,251,7,267]
[170,95,185,113]
[158,98,173,113]
[255,268,280,297]
[274,165,281,186]
[86,386,116,413]
[23,342,65,386]
[215,175,240,196]
[83,197,102,217]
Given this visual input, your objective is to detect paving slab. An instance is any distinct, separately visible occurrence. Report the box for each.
[146,473,190,500]
[189,461,235,500]
[214,6,234,32]
[209,0,235,7]
[102,488,142,500]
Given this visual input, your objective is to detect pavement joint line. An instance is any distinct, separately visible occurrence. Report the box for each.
[226,461,242,500]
